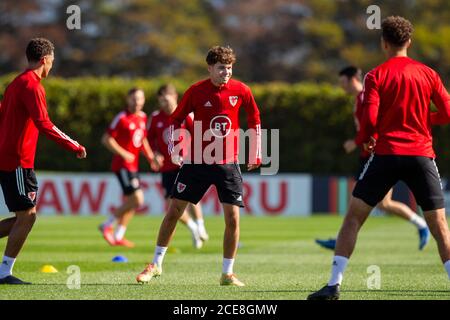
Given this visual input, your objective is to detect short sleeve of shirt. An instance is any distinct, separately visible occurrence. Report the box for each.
[107,114,123,138]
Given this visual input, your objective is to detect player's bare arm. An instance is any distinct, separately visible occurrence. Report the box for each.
[101,132,135,162]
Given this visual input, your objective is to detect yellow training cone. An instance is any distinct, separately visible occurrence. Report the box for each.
[40,265,58,273]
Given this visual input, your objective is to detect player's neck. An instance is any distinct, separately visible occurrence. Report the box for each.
[386,49,408,59]
[210,78,227,88]
[127,108,139,114]
[161,108,174,116]
[28,64,44,79]
[351,82,363,96]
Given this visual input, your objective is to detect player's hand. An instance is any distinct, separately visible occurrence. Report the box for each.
[155,153,165,167]
[363,136,376,153]
[149,156,162,171]
[343,139,357,154]
[76,146,87,159]
[171,155,183,167]
[122,151,135,163]
[247,163,260,171]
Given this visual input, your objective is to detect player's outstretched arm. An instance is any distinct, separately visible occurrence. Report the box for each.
[141,138,161,171]
[23,85,85,155]
[77,146,87,159]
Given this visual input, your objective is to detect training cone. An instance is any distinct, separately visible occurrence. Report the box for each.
[40,265,58,273]
[112,255,128,263]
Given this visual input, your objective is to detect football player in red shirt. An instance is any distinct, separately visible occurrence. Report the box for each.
[0,38,86,285]
[315,66,429,251]
[99,88,158,248]
[147,84,209,249]
[309,17,450,300]
[137,46,261,286]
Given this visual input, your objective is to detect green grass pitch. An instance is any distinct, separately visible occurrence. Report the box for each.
[0,215,449,300]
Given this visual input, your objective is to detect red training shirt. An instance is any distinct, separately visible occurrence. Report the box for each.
[0,69,83,171]
[147,110,193,172]
[107,109,147,172]
[168,79,261,165]
[360,56,450,157]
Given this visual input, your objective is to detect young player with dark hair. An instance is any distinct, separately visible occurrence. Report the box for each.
[136,46,261,286]
[99,88,158,247]
[0,38,86,284]
[308,16,450,300]
[147,84,208,249]
[315,65,429,251]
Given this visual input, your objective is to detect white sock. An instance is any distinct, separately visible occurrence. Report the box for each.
[0,256,16,278]
[114,225,127,241]
[152,246,168,267]
[196,219,205,229]
[186,219,198,234]
[196,219,207,233]
[102,216,116,228]
[409,214,427,229]
[222,258,235,275]
[328,255,349,286]
[444,260,450,280]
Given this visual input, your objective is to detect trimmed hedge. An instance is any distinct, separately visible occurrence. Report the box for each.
[1,74,449,175]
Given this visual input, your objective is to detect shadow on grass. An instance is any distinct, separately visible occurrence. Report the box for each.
[242,289,450,296]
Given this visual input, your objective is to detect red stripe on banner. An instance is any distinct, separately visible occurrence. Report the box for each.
[329,178,338,214]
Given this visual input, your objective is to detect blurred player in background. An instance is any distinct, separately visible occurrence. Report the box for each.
[309,16,450,300]
[136,46,261,286]
[0,38,86,284]
[99,88,158,248]
[147,84,209,249]
[315,66,429,251]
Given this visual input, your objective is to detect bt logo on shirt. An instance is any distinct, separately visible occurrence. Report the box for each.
[210,115,232,138]
[132,129,144,148]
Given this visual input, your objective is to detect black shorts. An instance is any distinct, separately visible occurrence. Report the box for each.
[353,155,444,211]
[115,169,141,196]
[0,168,38,212]
[161,169,180,199]
[171,163,244,207]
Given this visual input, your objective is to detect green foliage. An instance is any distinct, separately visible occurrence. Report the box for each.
[1,75,450,175]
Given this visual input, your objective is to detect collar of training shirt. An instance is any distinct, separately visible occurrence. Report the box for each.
[25,69,41,82]
[125,108,144,118]
[208,78,230,91]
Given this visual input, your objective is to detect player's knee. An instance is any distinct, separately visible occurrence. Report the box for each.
[130,191,144,208]
[343,210,366,230]
[377,199,391,211]
[167,200,188,220]
[29,212,37,226]
[167,206,183,221]
[135,195,144,208]
[16,209,37,225]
